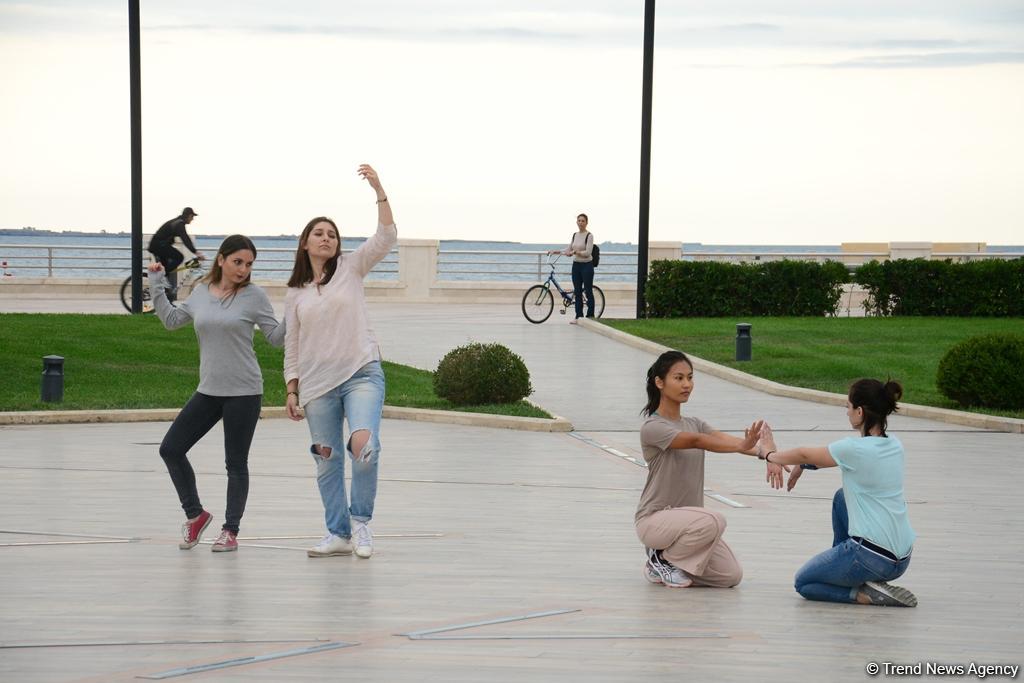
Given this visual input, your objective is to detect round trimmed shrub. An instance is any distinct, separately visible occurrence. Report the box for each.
[936,334,1024,409]
[433,342,533,406]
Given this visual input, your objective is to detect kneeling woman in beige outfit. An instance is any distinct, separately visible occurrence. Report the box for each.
[635,350,782,588]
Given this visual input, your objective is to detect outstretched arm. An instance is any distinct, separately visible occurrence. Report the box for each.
[668,419,764,454]
[704,422,788,490]
[755,424,836,490]
[757,423,835,467]
[766,446,836,468]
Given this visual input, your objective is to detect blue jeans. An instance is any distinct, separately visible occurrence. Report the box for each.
[571,261,595,319]
[794,489,911,603]
[303,361,385,539]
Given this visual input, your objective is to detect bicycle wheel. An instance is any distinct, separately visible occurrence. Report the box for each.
[586,285,606,319]
[522,284,554,323]
[120,272,155,314]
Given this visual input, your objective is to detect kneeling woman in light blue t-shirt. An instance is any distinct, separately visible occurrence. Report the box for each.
[755,379,918,607]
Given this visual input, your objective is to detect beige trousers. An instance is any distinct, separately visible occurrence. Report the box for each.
[635,507,743,588]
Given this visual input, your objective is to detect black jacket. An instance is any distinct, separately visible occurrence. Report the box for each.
[148,216,197,253]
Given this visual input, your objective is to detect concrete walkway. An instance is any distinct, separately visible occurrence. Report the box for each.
[1,299,1022,682]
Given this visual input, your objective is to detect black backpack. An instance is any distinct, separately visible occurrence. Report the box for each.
[572,232,599,268]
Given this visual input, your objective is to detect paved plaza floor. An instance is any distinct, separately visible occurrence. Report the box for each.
[1,300,1022,682]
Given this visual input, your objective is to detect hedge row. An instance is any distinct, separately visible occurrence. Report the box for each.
[644,257,1024,318]
[853,258,1024,316]
[645,260,849,317]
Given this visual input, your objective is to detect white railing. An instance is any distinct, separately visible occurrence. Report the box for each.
[437,250,639,282]
[0,244,397,279]
[0,242,1020,281]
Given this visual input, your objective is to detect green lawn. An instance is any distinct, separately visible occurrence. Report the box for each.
[0,313,550,418]
[603,317,1024,420]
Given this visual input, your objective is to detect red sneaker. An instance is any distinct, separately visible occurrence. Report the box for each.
[179,510,212,549]
[211,529,238,553]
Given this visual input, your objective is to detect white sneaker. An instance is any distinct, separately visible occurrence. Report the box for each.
[307,533,353,557]
[644,548,692,588]
[353,521,373,559]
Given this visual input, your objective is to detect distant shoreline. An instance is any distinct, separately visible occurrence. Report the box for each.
[2,228,1021,251]
[0,227,303,239]
[0,228,524,245]
[0,229,512,242]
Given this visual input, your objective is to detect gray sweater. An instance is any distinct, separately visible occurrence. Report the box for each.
[150,270,285,396]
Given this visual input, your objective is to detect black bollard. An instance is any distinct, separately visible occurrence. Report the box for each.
[41,355,64,402]
[735,323,752,362]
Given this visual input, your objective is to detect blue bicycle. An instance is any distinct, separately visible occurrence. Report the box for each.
[521,256,605,323]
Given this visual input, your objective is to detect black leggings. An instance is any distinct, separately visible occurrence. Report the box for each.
[149,245,184,298]
[159,392,262,534]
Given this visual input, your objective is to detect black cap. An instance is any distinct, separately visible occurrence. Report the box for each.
[183,207,198,217]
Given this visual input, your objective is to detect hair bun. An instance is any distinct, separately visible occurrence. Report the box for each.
[884,380,903,410]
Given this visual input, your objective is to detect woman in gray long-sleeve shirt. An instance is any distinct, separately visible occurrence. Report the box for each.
[148,234,285,553]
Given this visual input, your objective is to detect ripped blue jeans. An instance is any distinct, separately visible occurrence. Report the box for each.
[303,361,385,539]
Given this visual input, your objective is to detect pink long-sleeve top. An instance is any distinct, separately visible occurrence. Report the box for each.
[283,222,398,406]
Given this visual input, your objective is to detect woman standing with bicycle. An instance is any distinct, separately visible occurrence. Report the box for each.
[547,213,595,324]
[284,164,396,560]
[148,234,285,552]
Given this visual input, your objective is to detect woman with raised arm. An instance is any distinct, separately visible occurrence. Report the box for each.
[149,234,285,553]
[635,350,783,588]
[284,164,397,560]
[754,379,917,607]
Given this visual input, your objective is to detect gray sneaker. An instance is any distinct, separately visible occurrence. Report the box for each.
[644,560,669,584]
[644,548,692,588]
[862,580,918,607]
[307,533,354,557]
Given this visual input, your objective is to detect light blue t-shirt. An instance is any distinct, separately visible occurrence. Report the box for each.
[828,435,916,558]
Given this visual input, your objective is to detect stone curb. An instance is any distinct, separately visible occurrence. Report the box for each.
[0,404,574,432]
[579,318,1024,434]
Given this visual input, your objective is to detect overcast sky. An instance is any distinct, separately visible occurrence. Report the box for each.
[1,1,1022,244]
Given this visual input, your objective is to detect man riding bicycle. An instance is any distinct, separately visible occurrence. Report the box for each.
[148,207,205,301]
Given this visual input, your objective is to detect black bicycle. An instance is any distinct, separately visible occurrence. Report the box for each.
[521,256,605,324]
[120,258,204,313]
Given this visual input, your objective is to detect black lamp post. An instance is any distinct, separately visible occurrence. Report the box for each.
[128,0,143,313]
[636,0,655,318]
